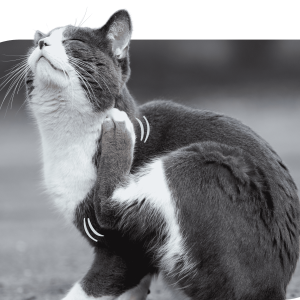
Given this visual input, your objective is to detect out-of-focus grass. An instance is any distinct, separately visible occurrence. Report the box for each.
[0,88,300,299]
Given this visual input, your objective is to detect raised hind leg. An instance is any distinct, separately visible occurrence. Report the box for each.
[160,142,288,300]
[106,141,288,300]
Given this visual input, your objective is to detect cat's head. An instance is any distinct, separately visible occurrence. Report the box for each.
[26,10,132,112]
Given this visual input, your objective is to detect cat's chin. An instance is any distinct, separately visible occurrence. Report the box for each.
[38,56,61,71]
[35,60,69,88]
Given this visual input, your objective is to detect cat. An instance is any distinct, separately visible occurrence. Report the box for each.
[24,9,300,300]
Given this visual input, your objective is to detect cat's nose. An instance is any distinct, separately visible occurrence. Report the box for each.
[39,39,50,49]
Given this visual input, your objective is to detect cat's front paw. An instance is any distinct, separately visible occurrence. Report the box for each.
[100,109,135,174]
[94,110,136,231]
[106,108,136,145]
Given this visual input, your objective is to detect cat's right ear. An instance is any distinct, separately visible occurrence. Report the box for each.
[100,10,132,59]
[34,30,46,46]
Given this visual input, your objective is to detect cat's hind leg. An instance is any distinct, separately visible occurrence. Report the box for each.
[109,142,289,300]
[159,142,288,300]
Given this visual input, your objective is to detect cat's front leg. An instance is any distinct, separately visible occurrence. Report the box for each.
[94,108,136,230]
[61,246,151,300]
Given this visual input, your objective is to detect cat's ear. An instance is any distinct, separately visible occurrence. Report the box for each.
[102,10,132,59]
[34,30,46,45]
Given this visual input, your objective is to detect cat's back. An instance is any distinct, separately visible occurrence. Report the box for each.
[138,100,278,156]
[135,99,299,228]
[137,100,296,184]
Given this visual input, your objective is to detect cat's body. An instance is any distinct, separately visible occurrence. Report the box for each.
[25,10,300,300]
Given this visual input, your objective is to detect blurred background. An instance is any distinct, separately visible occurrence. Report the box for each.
[0,40,300,300]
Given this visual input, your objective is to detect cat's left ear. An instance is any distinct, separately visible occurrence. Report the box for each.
[101,10,132,59]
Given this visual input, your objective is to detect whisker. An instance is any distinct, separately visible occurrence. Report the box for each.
[97,72,112,97]
[0,64,29,87]
[15,96,29,116]
[9,68,28,109]
[78,7,88,27]
[0,64,29,111]
[65,61,95,100]
[16,82,25,95]
[71,67,95,102]
[2,58,28,68]
[71,69,99,103]
[3,69,26,116]
[5,67,29,111]
[68,57,106,94]
[0,63,28,91]
[69,58,100,84]
[76,59,113,98]
[55,61,76,109]
[80,14,92,27]
[76,6,93,30]
[69,57,112,97]
[0,60,28,80]
[1,69,27,101]
[68,59,98,99]
[2,58,28,62]
[2,54,29,57]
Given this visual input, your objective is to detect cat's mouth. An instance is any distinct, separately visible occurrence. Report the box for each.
[38,56,61,71]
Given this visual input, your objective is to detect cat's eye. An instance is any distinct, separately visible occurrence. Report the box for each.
[62,39,85,44]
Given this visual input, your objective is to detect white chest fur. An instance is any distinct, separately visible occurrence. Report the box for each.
[42,120,102,223]
[30,88,105,223]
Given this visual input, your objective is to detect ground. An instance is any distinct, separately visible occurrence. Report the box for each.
[0,91,299,299]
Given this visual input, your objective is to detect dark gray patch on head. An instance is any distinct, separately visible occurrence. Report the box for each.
[26,10,133,114]
[61,10,132,113]
[62,25,115,112]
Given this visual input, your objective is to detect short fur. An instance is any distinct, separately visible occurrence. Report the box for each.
[26,10,300,300]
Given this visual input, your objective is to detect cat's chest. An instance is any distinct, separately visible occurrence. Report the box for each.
[42,125,101,223]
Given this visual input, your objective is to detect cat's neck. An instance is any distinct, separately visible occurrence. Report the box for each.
[114,85,139,122]
[30,84,138,146]
[30,84,106,148]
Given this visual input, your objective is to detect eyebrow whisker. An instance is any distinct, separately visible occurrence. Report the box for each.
[75,6,93,30]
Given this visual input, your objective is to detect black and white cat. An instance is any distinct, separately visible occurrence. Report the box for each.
[25,10,300,300]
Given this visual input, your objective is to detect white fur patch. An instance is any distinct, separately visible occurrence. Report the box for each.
[36,102,105,223]
[62,276,151,300]
[28,27,70,87]
[158,273,191,300]
[61,282,114,300]
[112,158,189,273]
[116,274,151,300]
[28,26,110,223]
